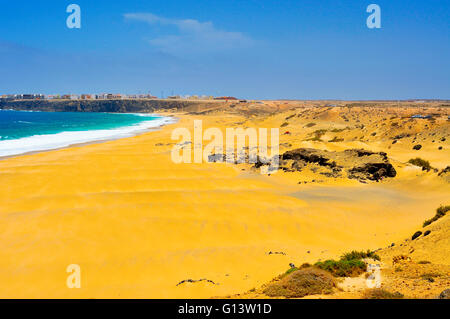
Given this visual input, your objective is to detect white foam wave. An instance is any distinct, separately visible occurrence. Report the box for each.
[0,115,176,157]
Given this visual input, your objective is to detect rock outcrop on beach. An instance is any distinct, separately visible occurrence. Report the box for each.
[279,148,396,182]
[208,147,397,182]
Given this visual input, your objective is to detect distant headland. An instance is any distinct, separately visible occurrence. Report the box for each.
[0,98,226,113]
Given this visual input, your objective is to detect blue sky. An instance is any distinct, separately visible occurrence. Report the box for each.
[0,0,449,99]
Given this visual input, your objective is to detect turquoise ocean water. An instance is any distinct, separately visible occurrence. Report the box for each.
[0,110,172,157]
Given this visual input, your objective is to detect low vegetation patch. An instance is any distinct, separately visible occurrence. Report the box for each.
[363,289,404,299]
[341,250,381,261]
[408,158,432,171]
[314,259,366,277]
[281,267,299,278]
[330,127,350,132]
[306,129,327,141]
[314,250,380,277]
[285,114,296,120]
[423,205,450,227]
[264,267,336,298]
[328,137,344,143]
[421,273,438,282]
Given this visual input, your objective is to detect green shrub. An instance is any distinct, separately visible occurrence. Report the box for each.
[423,205,450,227]
[341,250,381,261]
[281,267,299,278]
[408,158,432,171]
[313,250,381,277]
[314,259,366,277]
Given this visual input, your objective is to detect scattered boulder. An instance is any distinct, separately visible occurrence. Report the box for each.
[438,166,450,176]
[438,289,450,299]
[348,162,396,182]
[267,251,287,256]
[282,148,337,168]
[412,231,423,240]
[176,278,218,286]
[438,166,450,182]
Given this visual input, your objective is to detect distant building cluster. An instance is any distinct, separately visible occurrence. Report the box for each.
[0,93,239,101]
[166,95,215,100]
[0,93,158,101]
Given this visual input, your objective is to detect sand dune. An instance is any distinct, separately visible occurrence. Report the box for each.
[0,102,448,298]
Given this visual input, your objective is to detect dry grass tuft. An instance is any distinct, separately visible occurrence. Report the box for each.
[264,267,336,298]
[362,289,404,299]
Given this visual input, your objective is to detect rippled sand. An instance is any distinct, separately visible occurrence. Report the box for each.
[0,105,448,298]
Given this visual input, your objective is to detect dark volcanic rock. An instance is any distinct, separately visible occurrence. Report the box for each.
[438,166,450,183]
[438,166,450,176]
[208,147,397,183]
[439,289,450,299]
[412,231,422,240]
[0,99,218,113]
[279,148,396,182]
[348,162,396,182]
[282,148,336,168]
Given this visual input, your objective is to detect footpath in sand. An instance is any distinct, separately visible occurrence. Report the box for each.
[0,101,448,298]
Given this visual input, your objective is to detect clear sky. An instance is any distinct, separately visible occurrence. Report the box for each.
[0,0,449,99]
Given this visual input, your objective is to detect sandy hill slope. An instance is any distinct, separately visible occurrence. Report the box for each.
[228,211,449,299]
[0,100,448,298]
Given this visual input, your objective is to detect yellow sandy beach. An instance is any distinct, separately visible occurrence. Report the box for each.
[0,102,449,298]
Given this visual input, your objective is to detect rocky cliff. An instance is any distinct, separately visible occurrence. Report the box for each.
[0,99,220,113]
